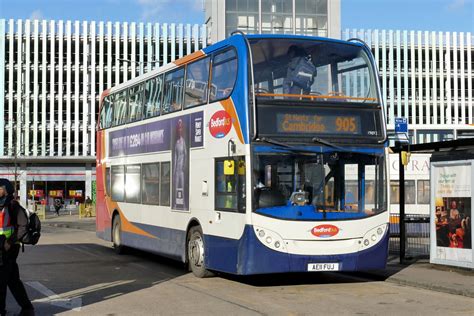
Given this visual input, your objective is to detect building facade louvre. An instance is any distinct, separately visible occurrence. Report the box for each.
[0,19,207,207]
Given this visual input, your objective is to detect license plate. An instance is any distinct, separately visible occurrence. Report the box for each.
[307,263,340,272]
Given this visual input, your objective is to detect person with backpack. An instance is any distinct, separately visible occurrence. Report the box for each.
[0,179,35,316]
[283,45,317,96]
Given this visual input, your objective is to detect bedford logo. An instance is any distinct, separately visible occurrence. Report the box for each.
[209,110,232,138]
[311,225,339,238]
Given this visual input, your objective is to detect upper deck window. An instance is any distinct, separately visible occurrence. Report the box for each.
[144,75,163,118]
[113,90,128,126]
[129,84,144,123]
[210,49,238,102]
[162,68,185,114]
[250,38,379,104]
[184,57,210,108]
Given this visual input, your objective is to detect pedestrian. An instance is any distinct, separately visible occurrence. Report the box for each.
[0,178,35,316]
[84,196,93,217]
[53,197,62,216]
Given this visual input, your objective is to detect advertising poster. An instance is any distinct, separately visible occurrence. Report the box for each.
[431,162,473,268]
[171,116,190,211]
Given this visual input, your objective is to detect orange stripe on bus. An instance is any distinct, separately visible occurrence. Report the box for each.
[174,50,205,66]
[105,197,156,239]
[220,98,244,144]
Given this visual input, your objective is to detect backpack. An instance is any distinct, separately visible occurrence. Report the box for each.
[11,201,41,246]
[21,209,41,246]
[288,56,317,90]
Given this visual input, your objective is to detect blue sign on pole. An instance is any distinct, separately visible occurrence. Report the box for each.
[395,117,408,134]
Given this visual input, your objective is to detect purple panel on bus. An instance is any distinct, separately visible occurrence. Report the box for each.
[190,111,204,148]
[108,111,203,157]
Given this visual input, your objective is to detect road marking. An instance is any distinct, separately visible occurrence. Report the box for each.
[26,280,135,312]
[27,281,82,312]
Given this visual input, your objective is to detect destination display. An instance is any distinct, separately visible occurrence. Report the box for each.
[257,105,383,140]
[277,113,361,135]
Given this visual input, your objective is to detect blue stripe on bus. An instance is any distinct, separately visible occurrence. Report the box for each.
[255,205,369,221]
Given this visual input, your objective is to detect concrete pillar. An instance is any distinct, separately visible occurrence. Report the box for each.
[19,164,27,208]
[85,164,92,200]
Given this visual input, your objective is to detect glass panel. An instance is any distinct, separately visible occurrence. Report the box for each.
[405,180,416,204]
[216,195,237,210]
[111,165,125,202]
[210,49,238,101]
[113,90,128,126]
[142,163,160,205]
[184,57,210,108]
[250,39,379,104]
[99,96,109,129]
[125,165,141,203]
[253,151,386,219]
[390,180,416,204]
[129,84,144,122]
[160,162,171,206]
[215,157,246,212]
[105,95,114,128]
[144,76,163,118]
[417,180,430,204]
[162,68,185,114]
[105,167,111,196]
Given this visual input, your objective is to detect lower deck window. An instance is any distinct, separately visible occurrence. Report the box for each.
[215,157,246,212]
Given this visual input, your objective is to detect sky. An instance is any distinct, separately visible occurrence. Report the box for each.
[0,0,473,32]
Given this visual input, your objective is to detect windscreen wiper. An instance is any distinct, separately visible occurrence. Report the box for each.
[311,136,346,151]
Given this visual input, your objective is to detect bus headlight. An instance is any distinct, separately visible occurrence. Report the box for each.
[359,224,387,251]
[254,226,286,253]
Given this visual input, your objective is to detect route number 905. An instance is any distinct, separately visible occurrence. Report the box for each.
[335,117,357,133]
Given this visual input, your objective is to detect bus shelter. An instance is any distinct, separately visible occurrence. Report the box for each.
[391,138,474,267]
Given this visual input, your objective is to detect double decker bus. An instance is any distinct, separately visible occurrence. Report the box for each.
[96,33,389,277]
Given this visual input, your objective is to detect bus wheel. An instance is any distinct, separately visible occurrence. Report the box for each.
[112,215,125,255]
[187,226,214,278]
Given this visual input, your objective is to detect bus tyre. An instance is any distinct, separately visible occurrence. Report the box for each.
[112,215,125,255]
[187,226,214,278]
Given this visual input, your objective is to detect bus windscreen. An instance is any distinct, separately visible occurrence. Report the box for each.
[250,38,379,104]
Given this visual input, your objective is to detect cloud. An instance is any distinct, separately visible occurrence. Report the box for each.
[446,0,468,11]
[29,9,43,21]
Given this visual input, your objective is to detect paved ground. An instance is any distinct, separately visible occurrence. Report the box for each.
[4,217,473,315]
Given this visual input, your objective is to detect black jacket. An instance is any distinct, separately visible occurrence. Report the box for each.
[4,200,28,250]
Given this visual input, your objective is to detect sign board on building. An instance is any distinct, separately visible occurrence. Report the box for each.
[430,160,473,268]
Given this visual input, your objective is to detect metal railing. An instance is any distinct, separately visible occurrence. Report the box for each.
[390,214,430,258]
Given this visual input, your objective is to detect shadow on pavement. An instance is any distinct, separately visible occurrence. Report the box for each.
[13,243,187,314]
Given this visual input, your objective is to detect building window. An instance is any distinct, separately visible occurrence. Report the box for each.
[184,57,211,108]
[225,0,259,37]
[417,180,430,205]
[390,180,416,204]
[209,49,238,102]
[125,165,141,203]
[162,68,185,114]
[261,0,293,34]
[144,75,163,118]
[142,163,160,205]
